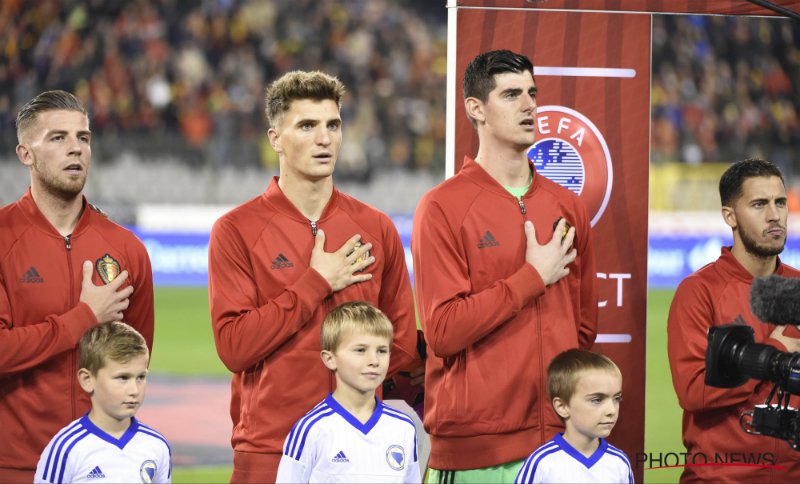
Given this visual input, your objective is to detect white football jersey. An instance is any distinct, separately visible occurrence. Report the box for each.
[276,394,421,483]
[35,415,171,484]
[516,433,633,484]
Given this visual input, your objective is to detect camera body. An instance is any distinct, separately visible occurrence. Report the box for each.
[706,323,800,450]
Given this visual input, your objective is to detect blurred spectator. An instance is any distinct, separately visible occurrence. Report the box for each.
[651,14,800,177]
[0,0,447,178]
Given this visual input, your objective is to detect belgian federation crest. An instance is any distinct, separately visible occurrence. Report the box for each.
[528,105,613,227]
[139,460,157,483]
[386,444,405,471]
[96,254,121,284]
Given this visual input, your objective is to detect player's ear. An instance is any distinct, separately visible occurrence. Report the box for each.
[267,127,283,153]
[464,97,485,125]
[320,350,337,371]
[552,396,570,419]
[16,143,33,167]
[721,205,737,230]
[77,368,95,394]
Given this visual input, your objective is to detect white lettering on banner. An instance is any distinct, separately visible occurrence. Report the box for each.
[143,239,209,274]
[538,116,551,135]
[596,272,632,308]
[537,114,586,147]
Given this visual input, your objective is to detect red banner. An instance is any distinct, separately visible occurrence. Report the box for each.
[456,0,800,17]
[450,7,650,481]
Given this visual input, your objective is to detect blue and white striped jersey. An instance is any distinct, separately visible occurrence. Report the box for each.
[516,433,633,484]
[35,415,171,484]
[276,394,420,483]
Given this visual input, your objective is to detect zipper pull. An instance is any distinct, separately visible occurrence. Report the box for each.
[518,198,527,214]
[64,235,72,250]
[310,220,318,236]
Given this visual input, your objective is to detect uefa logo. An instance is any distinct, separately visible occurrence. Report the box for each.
[527,105,613,227]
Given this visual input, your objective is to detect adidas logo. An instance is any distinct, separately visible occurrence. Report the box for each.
[477,231,500,248]
[19,267,44,283]
[331,450,349,463]
[270,253,294,270]
[86,466,105,479]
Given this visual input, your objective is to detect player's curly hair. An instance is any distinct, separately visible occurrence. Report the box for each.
[264,70,345,127]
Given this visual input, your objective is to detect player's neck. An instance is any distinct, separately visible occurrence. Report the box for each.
[278,173,333,221]
[87,408,132,440]
[332,386,377,425]
[30,184,84,237]
[474,144,531,188]
[562,428,600,458]
[731,242,778,278]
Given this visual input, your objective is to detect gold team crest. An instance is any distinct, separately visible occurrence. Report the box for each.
[96,254,121,284]
[353,240,371,272]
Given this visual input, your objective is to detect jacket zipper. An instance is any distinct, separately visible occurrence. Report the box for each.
[517,196,544,440]
[65,235,77,419]
[309,220,318,236]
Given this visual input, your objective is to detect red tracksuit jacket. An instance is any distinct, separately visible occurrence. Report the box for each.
[668,247,800,483]
[208,177,417,458]
[0,189,154,473]
[412,157,598,470]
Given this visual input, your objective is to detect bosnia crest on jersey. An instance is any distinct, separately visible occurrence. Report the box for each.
[96,254,122,284]
[386,444,405,470]
[528,105,614,227]
[139,460,157,483]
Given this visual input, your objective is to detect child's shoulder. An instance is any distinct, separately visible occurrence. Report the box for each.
[133,419,171,450]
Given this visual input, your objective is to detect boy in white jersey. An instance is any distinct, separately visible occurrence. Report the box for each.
[276,301,420,483]
[35,322,170,484]
[516,349,632,484]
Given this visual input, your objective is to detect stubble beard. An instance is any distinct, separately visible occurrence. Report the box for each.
[32,151,86,201]
[739,225,786,259]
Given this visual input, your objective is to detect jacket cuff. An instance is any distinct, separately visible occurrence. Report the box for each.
[63,303,99,342]
[506,263,546,310]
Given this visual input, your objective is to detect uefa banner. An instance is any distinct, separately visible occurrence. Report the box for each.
[448,4,651,480]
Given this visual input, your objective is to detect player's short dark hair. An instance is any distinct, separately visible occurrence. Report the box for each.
[463,50,535,126]
[321,301,393,353]
[547,349,620,403]
[16,90,88,142]
[264,70,345,128]
[79,322,149,376]
[719,158,784,207]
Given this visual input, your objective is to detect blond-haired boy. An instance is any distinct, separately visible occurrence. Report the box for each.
[515,349,632,483]
[276,302,420,483]
[35,322,170,483]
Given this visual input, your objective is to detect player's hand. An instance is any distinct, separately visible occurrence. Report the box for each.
[79,260,133,324]
[407,364,425,387]
[524,219,577,286]
[769,325,800,353]
[310,230,374,292]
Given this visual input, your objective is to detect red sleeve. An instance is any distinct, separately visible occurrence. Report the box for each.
[208,217,332,373]
[125,238,155,353]
[0,277,97,377]
[377,216,418,376]
[412,198,545,358]
[575,203,598,350]
[667,278,761,412]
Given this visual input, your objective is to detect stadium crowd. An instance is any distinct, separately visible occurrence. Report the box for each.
[0,0,447,177]
[651,14,800,176]
[2,4,799,180]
